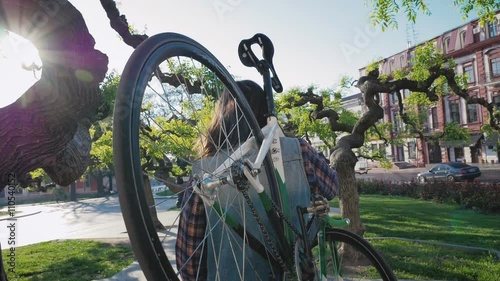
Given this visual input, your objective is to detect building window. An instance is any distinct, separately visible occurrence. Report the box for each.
[463,64,475,83]
[460,31,466,48]
[454,147,465,162]
[443,37,450,53]
[488,20,499,38]
[396,146,405,161]
[491,57,500,77]
[408,142,416,159]
[494,95,500,110]
[431,107,439,128]
[409,51,415,64]
[450,101,460,123]
[467,103,478,123]
[394,114,404,131]
[379,143,386,157]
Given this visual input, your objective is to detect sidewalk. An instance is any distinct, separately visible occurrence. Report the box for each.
[95,261,145,281]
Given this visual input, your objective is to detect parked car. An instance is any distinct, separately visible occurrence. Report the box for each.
[417,162,481,183]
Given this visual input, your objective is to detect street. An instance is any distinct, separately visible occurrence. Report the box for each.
[0,196,131,248]
[355,166,500,183]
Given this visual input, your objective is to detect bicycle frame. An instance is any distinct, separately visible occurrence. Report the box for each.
[197,34,351,279]
[200,112,351,279]
[198,115,294,270]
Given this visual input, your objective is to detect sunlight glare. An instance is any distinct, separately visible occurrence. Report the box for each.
[0,29,42,108]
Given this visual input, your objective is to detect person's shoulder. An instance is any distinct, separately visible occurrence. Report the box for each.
[296,138,311,147]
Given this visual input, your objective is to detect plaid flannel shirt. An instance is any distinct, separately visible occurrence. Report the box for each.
[175,138,339,280]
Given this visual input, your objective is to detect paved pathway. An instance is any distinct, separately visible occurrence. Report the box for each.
[0,196,129,247]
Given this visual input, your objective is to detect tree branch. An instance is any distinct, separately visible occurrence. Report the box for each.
[100,0,148,48]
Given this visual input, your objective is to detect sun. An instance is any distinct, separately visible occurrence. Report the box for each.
[0,29,42,108]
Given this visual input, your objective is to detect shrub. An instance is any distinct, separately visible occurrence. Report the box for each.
[357,179,500,213]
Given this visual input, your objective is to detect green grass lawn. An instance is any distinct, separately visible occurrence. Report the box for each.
[0,211,18,217]
[156,189,174,196]
[331,195,500,281]
[2,240,134,281]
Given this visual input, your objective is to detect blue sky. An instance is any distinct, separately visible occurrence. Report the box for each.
[0,0,476,107]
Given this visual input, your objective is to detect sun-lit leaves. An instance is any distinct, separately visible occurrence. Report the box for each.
[98,71,120,114]
[410,43,447,81]
[404,91,435,107]
[276,86,342,147]
[339,108,360,127]
[455,72,470,91]
[453,0,500,24]
[369,0,499,30]
[365,60,382,74]
[392,68,408,80]
[368,0,431,30]
[90,127,113,170]
[29,168,45,179]
[442,122,470,141]
[86,71,120,175]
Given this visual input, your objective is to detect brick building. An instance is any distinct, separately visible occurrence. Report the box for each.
[0,174,112,204]
[360,14,500,166]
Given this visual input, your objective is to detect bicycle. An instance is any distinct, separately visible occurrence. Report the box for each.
[113,32,397,281]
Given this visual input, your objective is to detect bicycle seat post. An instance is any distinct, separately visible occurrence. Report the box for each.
[258,60,278,117]
[238,33,283,117]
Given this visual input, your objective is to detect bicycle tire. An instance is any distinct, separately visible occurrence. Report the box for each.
[298,228,397,281]
[113,32,281,281]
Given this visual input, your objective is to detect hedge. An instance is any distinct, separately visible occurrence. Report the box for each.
[357,179,500,213]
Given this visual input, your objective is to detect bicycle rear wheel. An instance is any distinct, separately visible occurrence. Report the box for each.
[304,228,396,281]
[113,33,281,281]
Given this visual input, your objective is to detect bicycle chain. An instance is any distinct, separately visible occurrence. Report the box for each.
[268,195,304,240]
[242,187,317,280]
[241,189,292,279]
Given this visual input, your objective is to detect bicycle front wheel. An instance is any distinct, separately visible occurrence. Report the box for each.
[113,33,281,281]
[313,228,396,281]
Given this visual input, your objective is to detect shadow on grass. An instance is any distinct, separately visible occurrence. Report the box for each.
[3,240,134,281]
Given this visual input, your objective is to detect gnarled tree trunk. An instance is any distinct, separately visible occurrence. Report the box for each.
[0,1,108,279]
[0,0,108,188]
[331,146,366,235]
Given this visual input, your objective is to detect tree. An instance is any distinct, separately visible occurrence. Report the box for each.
[276,28,500,236]
[0,1,146,278]
[276,38,500,235]
[0,0,146,189]
[87,71,118,196]
[1,0,500,278]
[369,0,500,30]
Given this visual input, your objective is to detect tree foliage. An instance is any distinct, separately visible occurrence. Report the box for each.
[368,0,500,30]
[88,71,119,172]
